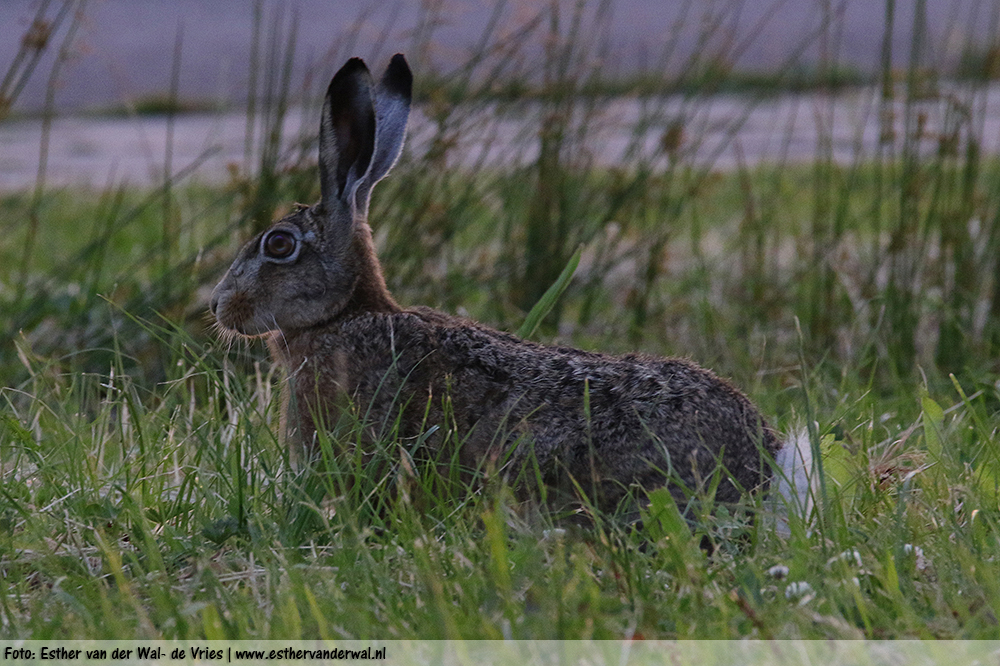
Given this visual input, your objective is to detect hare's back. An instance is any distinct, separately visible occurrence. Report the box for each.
[321,309,778,501]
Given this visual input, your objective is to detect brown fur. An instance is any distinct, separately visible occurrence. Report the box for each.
[211,55,781,515]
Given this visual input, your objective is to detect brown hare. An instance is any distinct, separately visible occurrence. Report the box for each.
[211,54,790,516]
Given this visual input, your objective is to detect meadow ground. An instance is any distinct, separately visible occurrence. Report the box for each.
[5,149,1000,638]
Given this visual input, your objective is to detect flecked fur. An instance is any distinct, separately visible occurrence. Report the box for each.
[211,54,781,514]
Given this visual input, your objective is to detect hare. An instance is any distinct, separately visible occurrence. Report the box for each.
[210,54,783,515]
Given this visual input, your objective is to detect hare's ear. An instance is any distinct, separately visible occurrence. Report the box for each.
[319,58,376,218]
[354,53,413,218]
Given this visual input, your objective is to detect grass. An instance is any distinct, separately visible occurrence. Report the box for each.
[3,343,1000,639]
[5,159,1000,639]
[5,0,1000,641]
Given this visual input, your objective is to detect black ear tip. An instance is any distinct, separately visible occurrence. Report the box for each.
[339,57,369,77]
[327,57,376,100]
[329,57,370,86]
[383,53,413,96]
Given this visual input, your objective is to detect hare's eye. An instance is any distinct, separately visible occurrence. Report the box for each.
[263,231,296,259]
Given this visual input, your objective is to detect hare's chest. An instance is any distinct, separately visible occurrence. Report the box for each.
[286,331,423,400]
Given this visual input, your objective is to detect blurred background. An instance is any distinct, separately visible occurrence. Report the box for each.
[0,0,986,114]
[4,0,1000,404]
[2,1,993,188]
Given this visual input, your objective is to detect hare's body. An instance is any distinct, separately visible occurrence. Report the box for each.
[212,54,781,514]
[274,303,777,508]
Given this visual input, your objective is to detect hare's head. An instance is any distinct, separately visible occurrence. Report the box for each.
[211,55,412,336]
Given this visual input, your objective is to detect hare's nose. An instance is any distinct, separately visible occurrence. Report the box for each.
[209,293,220,316]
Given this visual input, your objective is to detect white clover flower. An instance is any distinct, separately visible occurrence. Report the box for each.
[903,543,929,571]
[767,565,789,580]
[785,581,814,600]
[828,548,863,568]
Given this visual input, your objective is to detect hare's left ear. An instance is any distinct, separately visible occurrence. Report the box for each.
[318,58,376,218]
[354,54,413,218]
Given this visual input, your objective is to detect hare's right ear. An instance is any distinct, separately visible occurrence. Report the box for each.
[318,58,377,220]
[354,54,413,217]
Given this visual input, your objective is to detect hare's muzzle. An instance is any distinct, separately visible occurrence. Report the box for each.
[209,279,243,332]
[210,279,276,337]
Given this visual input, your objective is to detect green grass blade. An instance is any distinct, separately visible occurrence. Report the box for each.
[515,244,582,340]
